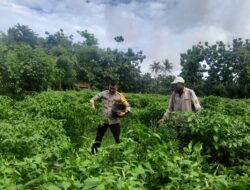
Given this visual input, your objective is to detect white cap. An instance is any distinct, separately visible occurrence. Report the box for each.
[171,76,185,84]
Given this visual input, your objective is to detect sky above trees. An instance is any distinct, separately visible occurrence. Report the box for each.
[1,0,250,74]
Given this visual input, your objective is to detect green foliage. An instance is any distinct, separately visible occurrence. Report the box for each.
[55,55,77,90]
[0,91,249,189]
[1,24,250,98]
[16,91,106,146]
[167,111,250,166]
[0,24,149,96]
[0,44,56,95]
[77,30,98,47]
[0,118,69,159]
[0,96,14,119]
[5,24,39,47]
[180,39,250,98]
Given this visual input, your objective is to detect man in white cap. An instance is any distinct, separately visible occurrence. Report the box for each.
[159,76,201,146]
[159,76,201,124]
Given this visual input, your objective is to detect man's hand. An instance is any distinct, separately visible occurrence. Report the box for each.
[117,111,126,117]
[158,118,165,125]
[90,100,96,109]
[90,102,96,109]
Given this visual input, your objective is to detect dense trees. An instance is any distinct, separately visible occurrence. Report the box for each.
[180,39,250,98]
[0,24,249,98]
[0,24,153,96]
[0,44,55,95]
[149,59,174,94]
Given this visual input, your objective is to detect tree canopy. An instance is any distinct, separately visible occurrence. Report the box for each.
[0,24,249,98]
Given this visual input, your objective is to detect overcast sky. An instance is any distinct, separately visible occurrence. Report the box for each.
[1,0,250,74]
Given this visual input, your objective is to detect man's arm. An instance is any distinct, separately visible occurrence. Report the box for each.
[159,93,174,124]
[120,93,131,113]
[90,92,103,109]
[190,90,201,112]
[119,93,131,115]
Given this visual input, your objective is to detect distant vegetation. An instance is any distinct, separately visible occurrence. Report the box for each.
[0,24,249,98]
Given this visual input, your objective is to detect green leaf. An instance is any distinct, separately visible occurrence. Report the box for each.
[213,135,219,142]
[96,184,105,190]
[46,185,61,190]
[194,143,202,152]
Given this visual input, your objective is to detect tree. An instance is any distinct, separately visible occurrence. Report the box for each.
[231,39,250,97]
[150,61,164,93]
[180,39,250,97]
[114,36,124,43]
[55,56,77,90]
[139,73,154,93]
[0,32,8,44]
[162,59,173,75]
[114,35,124,48]
[4,24,38,47]
[1,24,176,96]
[77,30,98,47]
[44,29,73,51]
[157,75,175,94]
[180,44,205,92]
[150,61,163,78]
[0,45,56,95]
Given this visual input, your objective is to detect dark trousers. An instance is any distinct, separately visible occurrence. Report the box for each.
[176,125,188,148]
[91,123,121,154]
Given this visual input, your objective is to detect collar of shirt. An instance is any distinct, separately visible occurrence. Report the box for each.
[108,90,118,96]
[175,87,189,98]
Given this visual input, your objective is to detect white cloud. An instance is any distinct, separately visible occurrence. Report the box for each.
[1,0,250,74]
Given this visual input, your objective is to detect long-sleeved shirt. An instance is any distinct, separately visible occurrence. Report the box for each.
[163,87,201,120]
[90,90,131,125]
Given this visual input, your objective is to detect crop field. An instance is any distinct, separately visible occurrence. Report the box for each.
[0,90,249,190]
